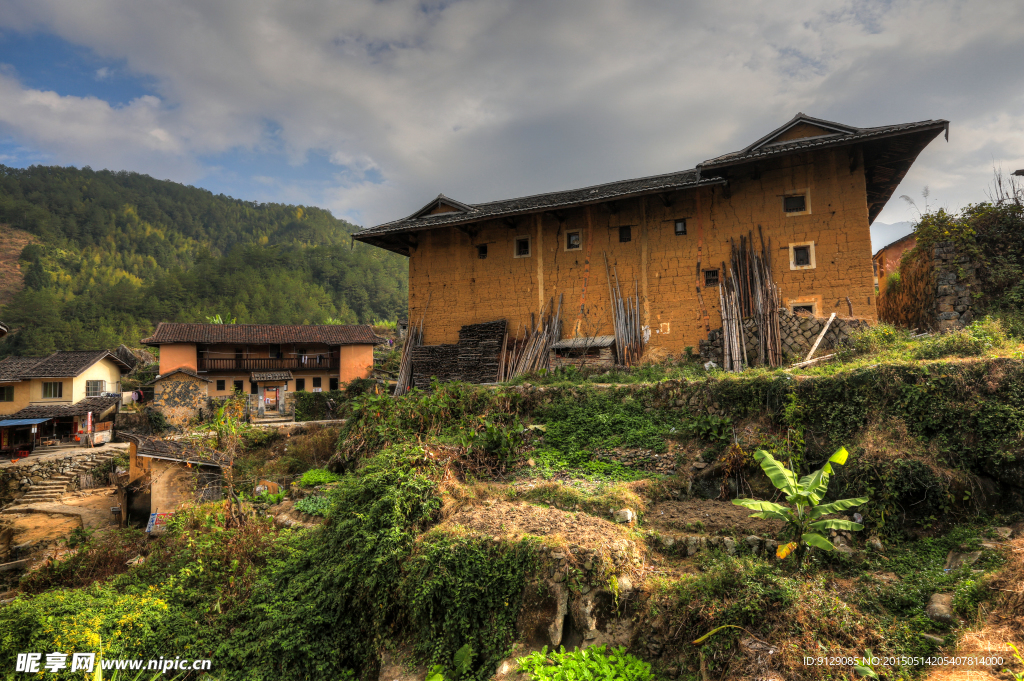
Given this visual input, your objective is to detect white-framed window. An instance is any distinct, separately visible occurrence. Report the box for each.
[783,189,811,216]
[674,219,687,235]
[565,230,582,251]
[43,381,63,399]
[790,302,817,316]
[0,386,13,402]
[789,241,816,270]
[86,380,106,397]
[514,236,531,258]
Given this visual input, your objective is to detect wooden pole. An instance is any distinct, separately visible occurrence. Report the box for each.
[804,312,837,362]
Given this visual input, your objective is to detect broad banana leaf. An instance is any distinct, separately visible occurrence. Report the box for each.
[808,497,870,519]
[808,519,864,532]
[802,532,835,551]
[797,447,850,505]
[776,542,798,559]
[750,511,791,522]
[752,450,797,497]
[731,499,789,515]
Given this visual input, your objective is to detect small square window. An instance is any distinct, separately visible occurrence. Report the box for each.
[296,378,306,391]
[515,237,531,257]
[619,226,631,243]
[313,377,322,388]
[233,380,243,393]
[216,379,226,391]
[784,195,807,213]
[703,269,720,286]
[330,378,339,391]
[674,219,687,236]
[477,244,487,259]
[0,386,13,402]
[566,231,581,250]
[794,245,811,267]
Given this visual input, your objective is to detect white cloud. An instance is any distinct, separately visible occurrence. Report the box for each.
[0,0,1020,226]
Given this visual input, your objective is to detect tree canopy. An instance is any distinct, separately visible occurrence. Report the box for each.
[0,164,407,356]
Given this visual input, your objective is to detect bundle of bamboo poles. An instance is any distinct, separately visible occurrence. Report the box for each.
[719,227,783,370]
[717,275,745,372]
[604,255,647,366]
[502,294,563,380]
[392,317,423,396]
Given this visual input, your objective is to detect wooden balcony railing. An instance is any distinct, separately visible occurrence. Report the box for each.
[197,357,339,372]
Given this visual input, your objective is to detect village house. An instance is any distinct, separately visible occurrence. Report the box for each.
[354,113,948,359]
[122,434,229,530]
[872,233,917,295]
[140,323,382,423]
[0,350,132,454]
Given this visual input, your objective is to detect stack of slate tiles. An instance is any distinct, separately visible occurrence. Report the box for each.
[410,320,507,389]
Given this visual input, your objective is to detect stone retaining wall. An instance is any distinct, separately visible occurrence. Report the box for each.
[877,240,979,332]
[0,454,104,506]
[699,308,870,366]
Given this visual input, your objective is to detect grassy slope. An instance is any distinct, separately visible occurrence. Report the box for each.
[2,333,1023,681]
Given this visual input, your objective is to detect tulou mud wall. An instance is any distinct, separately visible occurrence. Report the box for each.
[408,147,878,355]
[878,240,979,331]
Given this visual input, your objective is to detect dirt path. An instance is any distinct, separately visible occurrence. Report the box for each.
[647,499,785,536]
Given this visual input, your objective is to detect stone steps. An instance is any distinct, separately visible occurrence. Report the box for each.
[11,453,119,505]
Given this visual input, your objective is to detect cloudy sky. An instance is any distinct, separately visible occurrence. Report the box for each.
[0,0,1021,231]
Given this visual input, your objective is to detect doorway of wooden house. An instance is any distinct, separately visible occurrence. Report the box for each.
[264,387,279,411]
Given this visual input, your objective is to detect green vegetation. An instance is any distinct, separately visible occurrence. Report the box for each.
[293,494,334,516]
[733,448,868,567]
[0,164,406,356]
[298,468,341,487]
[517,646,654,681]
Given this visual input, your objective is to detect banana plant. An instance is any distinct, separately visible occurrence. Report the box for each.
[732,447,868,568]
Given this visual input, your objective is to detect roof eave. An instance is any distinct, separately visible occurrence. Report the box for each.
[353,176,728,246]
[699,121,949,172]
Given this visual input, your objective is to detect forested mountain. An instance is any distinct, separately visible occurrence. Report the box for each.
[0,165,407,356]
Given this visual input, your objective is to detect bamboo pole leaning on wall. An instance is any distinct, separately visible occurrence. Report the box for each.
[716,229,784,372]
[606,260,647,366]
[502,294,563,381]
[393,317,424,397]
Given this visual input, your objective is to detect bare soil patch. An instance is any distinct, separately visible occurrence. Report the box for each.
[647,498,786,536]
[0,225,34,307]
[439,500,634,549]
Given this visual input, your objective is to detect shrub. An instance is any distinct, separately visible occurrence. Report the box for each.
[294,494,334,517]
[517,645,653,681]
[912,318,1007,360]
[299,468,341,487]
[293,390,347,421]
[847,323,910,356]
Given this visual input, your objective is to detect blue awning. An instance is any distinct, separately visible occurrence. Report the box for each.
[0,418,53,428]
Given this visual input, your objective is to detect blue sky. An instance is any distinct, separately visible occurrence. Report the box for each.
[0,0,1021,230]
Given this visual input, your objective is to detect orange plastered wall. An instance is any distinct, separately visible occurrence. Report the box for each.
[338,345,373,384]
[407,148,876,353]
[158,344,198,374]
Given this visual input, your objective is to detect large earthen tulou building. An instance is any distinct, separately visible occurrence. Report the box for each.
[354,114,948,355]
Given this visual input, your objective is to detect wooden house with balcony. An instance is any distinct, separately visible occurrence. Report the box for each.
[140,323,382,423]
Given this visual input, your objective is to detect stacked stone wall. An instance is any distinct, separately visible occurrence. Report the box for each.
[877,241,978,332]
[699,308,870,366]
[152,375,209,428]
